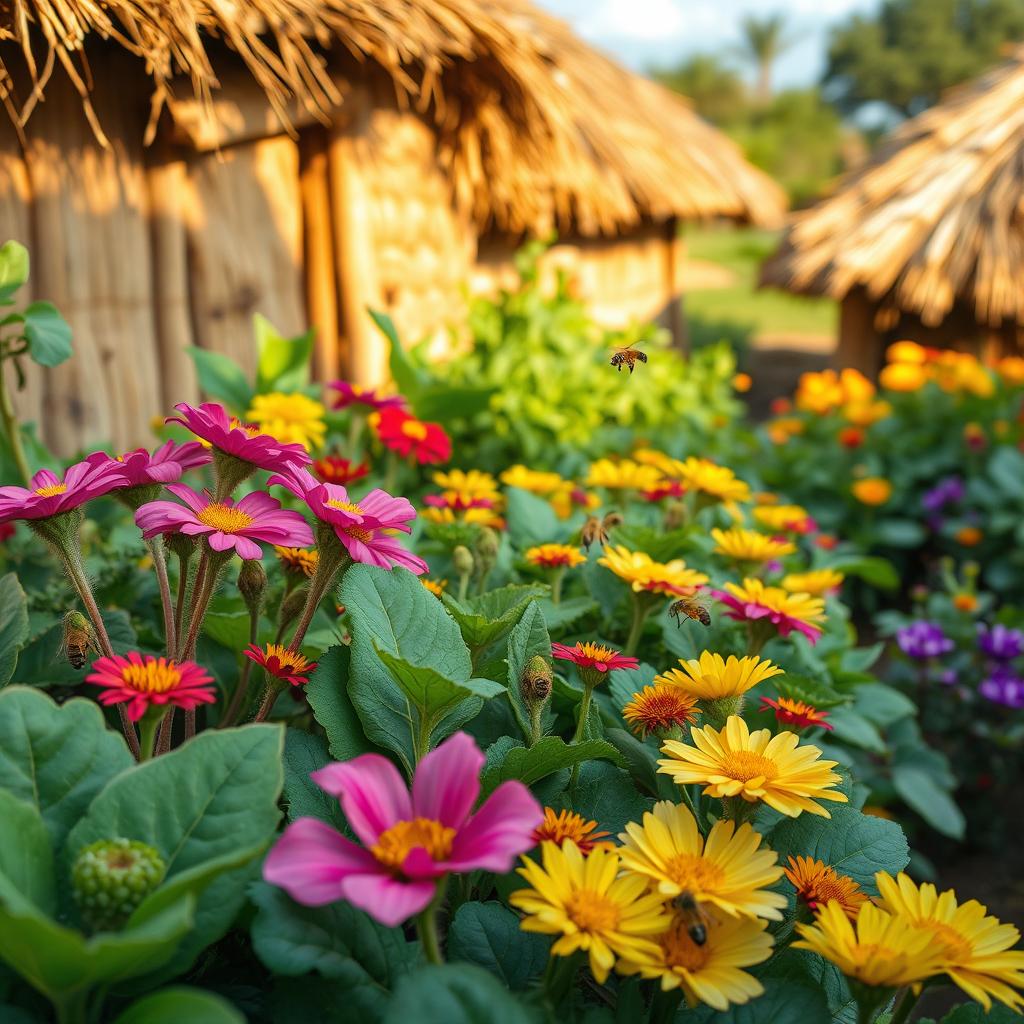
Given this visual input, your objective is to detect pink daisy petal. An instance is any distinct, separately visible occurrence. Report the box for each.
[411,732,483,829]
[312,755,412,846]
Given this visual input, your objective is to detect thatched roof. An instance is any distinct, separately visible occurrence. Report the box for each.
[0,0,785,235]
[762,46,1024,328]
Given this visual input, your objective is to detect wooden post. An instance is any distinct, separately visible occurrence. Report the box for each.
[836,288,883,375]
[665,217,687,351]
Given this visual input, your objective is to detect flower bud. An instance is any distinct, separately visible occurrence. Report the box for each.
[72,838,166,932]
[238,558,267,614]
[164,532,197,560]
[521,655,553,705]
[476,528,500,565]
[453,545,475,577]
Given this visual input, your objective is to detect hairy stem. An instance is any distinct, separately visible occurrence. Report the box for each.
[146,538,176,660]
[220,605,260,727]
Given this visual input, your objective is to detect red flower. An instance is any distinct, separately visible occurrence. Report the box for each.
[838,427,865,449]
[312,455,370,486]
[760,696,833,730]
[0,522,14,542]
[815,534,839,550]
[86,652,216,721]
[641,480,687,502]
[551,641,639,674]
[244,643,318,687]
[374,408,450,465]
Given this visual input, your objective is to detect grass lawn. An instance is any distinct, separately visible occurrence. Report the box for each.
[683,225,837,346]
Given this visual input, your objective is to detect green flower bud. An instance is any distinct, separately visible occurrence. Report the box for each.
[164,532,198,560]
[521,655,553,705]
[475,527,500,564]
[72,838,166,932]
[238,558,268,614]
[453,545,475,577]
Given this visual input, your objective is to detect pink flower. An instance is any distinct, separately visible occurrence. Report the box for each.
[263,732,542,926]
[712,580,824,644]
[86,652,216,721]
[109,440,211,486]
[328,380,406,412]
[0,454,128,524]
[551,641,639,674]
[135,484,312,560]
[167,402,311,473]
[269,466,427,574]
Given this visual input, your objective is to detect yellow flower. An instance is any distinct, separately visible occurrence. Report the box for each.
[586,458,663,491]
[633,447,680,476]
[599,546,709,597]
[843,399,891,426]
[525,543,586,569]
[781,569,844,596]
[795,369,874,415]
[996,356,1024,387]
[618,801,786,920]
[674,457,751,504]
[932,351,995,397]
[617,912,772,1008]
[784,856,869,920]
[880,361,930,392]
[876,872,1024,1012]
[751,505,811,533]
[246,392,326,450]
[658,716,848,818]
[768,417,805,445]
[500,465,566,495]
[274,545,319,578]
[887,340,929,364]
[711,527,795,562]
[657,651,783,700]
[433,469,502,503]
[852,478,892,506]
[421,578,447,597]
[510,841,671,984]
[622,685,701,739]
[732,372,753,393]
[794,901,942,988]
[718,579,826,640]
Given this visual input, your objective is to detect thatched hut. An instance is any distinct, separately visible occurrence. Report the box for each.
[0,0,785,452]
[761,46,1024,373]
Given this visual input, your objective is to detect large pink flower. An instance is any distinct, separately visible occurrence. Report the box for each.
[135,484,312,560]
[86,652,216,721]
[263,732,542,926]
[328,380,406,412]
[167,402,311,473]
[109,440,211,486]
[269,466,427,574]
[0,454,128,524]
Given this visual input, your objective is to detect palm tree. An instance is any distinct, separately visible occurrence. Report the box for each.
[738,14,789,104]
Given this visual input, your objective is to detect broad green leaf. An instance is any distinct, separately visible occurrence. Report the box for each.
[892,765,965,839]
[0,688,133,848]
[827,708,886,753]
[874,519,926,547]
[853,684,915,727]
[553,760,653,835]
[200,610,250,652]
[504,601,551,739]
[0,240,29,303]
[940,1002,1021,1024]
[22,301,72,367]
[988,446,1024,500]
[415,384,497,422]
[0,789,54,914]
[384,964,540,1024]
[505,487,564,548]
[66,725,283,983]
[537,595,597,631]
[827,556,899,590]
[483,735,622,794]
[603,727,661,797]
[767,804,909,893]
[186,347,253,413]
[690,975,831,1023]
[447,902,550,989]
[254,314,313,393]
[443,584,547,650]
[112,987,245,1024]
[372,309,424,399]
[305,645,375,763]
[775,673,847,710]
[251,882,415,1018]
[281,727,348,830]
[0,572,29,684]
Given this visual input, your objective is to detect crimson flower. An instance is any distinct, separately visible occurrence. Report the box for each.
[551,641,639,674]
[245,643,317,686]
[374,407,450,465]
[86,652,216,721]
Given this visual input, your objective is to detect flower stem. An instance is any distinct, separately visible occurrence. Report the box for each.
[889,988,920,1024]
[138,714,161,761]
[416,880,448,965]
[220,604,260,727]
[155,707,175,755]
[287,531,350,653]
[651,987,683,1024]
[550,568,564,605]
[572,682,595,745]
[173,551,192,653]
[0,353,30,486]
[253,681,283,723]
[146,538,176,660]
[624,596,649,657]
[528,701,544,746]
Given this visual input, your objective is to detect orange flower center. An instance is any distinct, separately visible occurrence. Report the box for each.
[401,420,428,441]
[262,642,313,673]
[344,525,374,543]
[120,660,183,694]
[371,817,455,870]
[534,810,611,853]
[325,499,364,515]
[664,853,725,891]
[197,503,255,533]
[721,750,778,782]
[34,484,67,497]
[925,922,973,962]
[565,891,621,932]
[660,917,711,971]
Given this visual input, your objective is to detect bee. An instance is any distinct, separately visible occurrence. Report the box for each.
[674,891,712,946]
[610,343,647,374]
[669,595,711,628]
[60,610,96,669]
[581,511,623,551]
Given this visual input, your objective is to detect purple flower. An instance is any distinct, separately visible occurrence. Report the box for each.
[939,669,958,686]
[922,476,964,513]
[896,621,955,659]
[977,623,1024,661]
[979,665,1024,709]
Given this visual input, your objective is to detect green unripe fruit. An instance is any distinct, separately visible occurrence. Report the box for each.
[71,838,166,932]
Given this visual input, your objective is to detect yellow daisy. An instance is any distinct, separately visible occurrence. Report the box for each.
[525,544,587,569]
[674,457,751,505]
[751,505,812,533]
[433,468,501,502]
[657,652,783,700]
[500,465,567,495]
[617,912,773,1009]
[274,545,319,578]
[658,716,848,818]
[633,447,681,476]
[781,569,844,596]
[586,458,664,491]
[876,872,1024,1011]
[246,392,326,451]
[794,902,942,988]
[510,841,671,984]
[599,546,709,597]
[622,685,701,739]
[421,578,447,597]
[717,579,825,642]
[711,527,795,562]
[618,801,787,920]
[784,856,869,920]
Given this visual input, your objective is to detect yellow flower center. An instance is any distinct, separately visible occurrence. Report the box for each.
[120,661,183,694]
[371,817,456,871]
[401,420,428,441]
[34,484,67,497]
[847,943,898,971]
[660,918,712,971]
[665,853,725,891]
[325,499,364,515]
[926,922,973,962]
[721,750,778,782]
[565,891,621,932]
[344,525,374,543]
[197,503,255,533]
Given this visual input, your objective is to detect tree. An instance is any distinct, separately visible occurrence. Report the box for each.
[650,54,747,125]
[824,0,1024,120]
[737,14,790,103]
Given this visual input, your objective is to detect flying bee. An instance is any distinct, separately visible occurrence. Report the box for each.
[581,510,624,551]
[669,595,711,628]
[674,891,712,946]
[610,343,647,374]
[60,610,96,670]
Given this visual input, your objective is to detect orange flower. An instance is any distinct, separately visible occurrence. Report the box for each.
[952,592,978,613]
[532,808,614,855]
[956,526,983,547]
[880,362,929,392]
[623,685,701,739]
[886,340,929,364]
[525,543,586,569]
[760,696,832,731]
[838,427,864,449]
[784,856,868,919]
[733,372,753,393]
[852,478,891,506]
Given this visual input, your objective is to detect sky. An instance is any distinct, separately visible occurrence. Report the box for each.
[535,0,881,89]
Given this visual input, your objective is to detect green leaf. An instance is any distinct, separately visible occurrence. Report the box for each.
[689,976,831,1023]
[940,1001,1021,1024]
[603,727,661,797]
[384,964,541,1024]
[447,902,550,988]
[372,309,424,399]
[776,674,848,710]
[65,725,283,983]
[988,446,1024,500]
[553,760,652,835]
[537,596,597,632]
[827,556,899,590]
[853,684,915,727]
[0,688,133,848]
[505,487,564,548]
[251,882,415,1018]
[504,602,551,739]
[305,645,375,763]
[22,301,72,368]
[0,572,29,684]
[186,347,254,413]
[281,728,348,830]
[874,519,926,548]
[0,240,29,303]
[891,765,965,839]
[443,584,547,650]
[484,735,622,794]
[826,708,886,752]
[112,987,245,1024]
[0,790,55,914]
[767,804,909,893]
[255,315,313,393]
[415,384,497,422]
[200,610,251,652]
